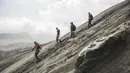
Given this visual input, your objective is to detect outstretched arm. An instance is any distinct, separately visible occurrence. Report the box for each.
[32,45,36,50]
[32,48,35,50]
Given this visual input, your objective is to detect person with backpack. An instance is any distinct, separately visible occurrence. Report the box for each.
[32,41,42,62]
[88,12,93,28]
[56,27,60,43]
[70,22,76,38]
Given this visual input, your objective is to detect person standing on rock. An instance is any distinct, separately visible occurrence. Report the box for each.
[56,27,60,43]
[88,12,93,28]
[70,22,76,38]
[32,41,42,62]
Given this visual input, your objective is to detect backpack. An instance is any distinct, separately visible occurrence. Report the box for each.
[90,14,93,20]
[38,44,42,49]
[35,43,42,49]
[73,25,76,31]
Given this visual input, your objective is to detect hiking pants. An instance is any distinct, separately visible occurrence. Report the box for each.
[35,49,40,60]
[71,31,75,38]
[88,19,92,27]
[56,34,60,43]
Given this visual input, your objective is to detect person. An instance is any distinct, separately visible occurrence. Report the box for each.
[56,27,60,43]
[70,22,76,38]
[88,12,93,28]
[32,41,42,62]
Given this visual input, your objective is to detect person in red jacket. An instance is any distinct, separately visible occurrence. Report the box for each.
[32,41,42,62]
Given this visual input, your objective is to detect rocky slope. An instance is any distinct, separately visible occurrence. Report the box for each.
[0,0,130,73]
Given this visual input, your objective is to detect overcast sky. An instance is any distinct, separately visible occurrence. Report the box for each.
[0,0,124,42]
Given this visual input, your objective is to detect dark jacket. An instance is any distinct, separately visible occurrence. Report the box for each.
[89,13,93,20]
[57,29,60,35]
[71,24,76,31]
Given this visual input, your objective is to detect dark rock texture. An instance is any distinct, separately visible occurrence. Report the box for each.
[75,27,130,73]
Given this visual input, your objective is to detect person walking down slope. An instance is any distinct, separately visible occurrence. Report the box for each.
[56,27,60,43]
[88,12,93,28]
[32,41,42,62]
[70,22,76,38]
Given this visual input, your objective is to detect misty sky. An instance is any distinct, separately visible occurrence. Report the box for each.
[0,0,124,42]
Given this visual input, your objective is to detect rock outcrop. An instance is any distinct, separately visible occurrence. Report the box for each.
[126,0,130,2]
[75,22,130,73]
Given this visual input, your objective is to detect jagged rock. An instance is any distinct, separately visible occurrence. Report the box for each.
[126,0,130,2]
[75,23,130,73]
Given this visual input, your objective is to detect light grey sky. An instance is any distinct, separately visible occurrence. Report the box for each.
[0,0,124,42]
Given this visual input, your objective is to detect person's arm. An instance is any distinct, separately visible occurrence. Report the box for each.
[32,45,36,50]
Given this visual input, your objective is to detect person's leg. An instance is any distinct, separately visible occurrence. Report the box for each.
[58,35,60,43]
[35,50,39,61]
[71,31,73,38]
[90,19,92,26]
[71,31,74,38]
[56,36,58,43]
[56,35,60,43]
[72,31,75,38]
[73,31,76,37]
[88,19,91,28]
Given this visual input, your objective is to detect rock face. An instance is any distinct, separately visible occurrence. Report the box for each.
[0,1,130,73]
[75,23,130,73]
[126,0,130,2]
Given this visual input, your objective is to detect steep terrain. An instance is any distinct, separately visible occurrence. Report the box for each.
[0,1,130,73]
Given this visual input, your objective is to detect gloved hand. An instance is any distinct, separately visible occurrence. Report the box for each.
[32,48,34,50]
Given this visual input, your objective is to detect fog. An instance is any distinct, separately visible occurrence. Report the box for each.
[0,0,124,43]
